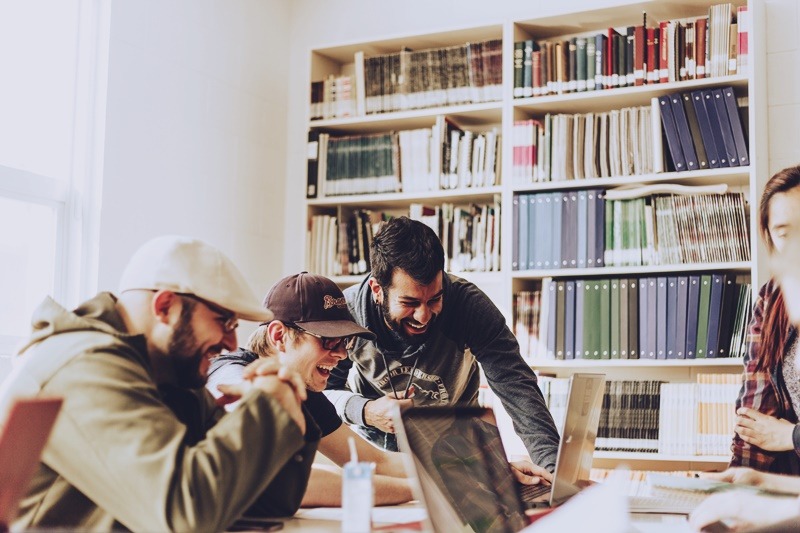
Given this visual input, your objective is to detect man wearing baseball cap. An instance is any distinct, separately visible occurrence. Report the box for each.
[1,236,318,532]
[208,272,413,507]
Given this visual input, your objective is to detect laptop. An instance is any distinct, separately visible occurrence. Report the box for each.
[393,373,606,533]
[0,397,62,529]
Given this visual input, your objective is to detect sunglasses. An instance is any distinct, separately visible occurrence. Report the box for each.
[177,293,239,334]
[286,323,357,351]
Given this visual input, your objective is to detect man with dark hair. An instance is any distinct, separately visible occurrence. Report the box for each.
[325,216,560,477]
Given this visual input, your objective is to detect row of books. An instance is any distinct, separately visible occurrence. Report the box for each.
[410,198,501,273]
[514,274,752,361]
[512,189,749,271]
[306,122,501,198]
[309,39,503,120]
[512,105,657,184]
[658,87,749,173]
[659,375,740,456]
[511,87,747,186]
[541,375,738,456]
[513,3,748,98]
[307,200,502,276]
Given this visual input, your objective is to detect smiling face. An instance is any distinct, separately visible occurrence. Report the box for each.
[276,324,349,392]
[165,295,238,389]
[370,268,443,342]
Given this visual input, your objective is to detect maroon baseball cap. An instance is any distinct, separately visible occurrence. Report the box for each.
[263,272,375,340]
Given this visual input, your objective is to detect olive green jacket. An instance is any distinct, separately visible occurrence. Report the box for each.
[2,293,318,532]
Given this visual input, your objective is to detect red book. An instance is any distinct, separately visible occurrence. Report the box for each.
[646,27,657,83]
[532,50,542,96]
[696,17,707,79]
[659,20,669,83]
[634,25,645,86]
[607,27,616,89]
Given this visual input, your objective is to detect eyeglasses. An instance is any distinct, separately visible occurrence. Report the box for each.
[286,323,357,351]
[177,293,239,334]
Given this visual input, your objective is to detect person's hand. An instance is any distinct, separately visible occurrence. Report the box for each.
[364,394,413,433]
[241,357,307,403]
[509,459,553,485]
[218,374,307,434]
[701,467,766,488]
[689,491,799,531]
[735,408,795,451]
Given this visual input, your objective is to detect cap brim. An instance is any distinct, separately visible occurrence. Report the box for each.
[296,320,376,340]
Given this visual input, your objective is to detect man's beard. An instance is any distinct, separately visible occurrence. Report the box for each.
[167,303,218,389]
[379,294,433,346]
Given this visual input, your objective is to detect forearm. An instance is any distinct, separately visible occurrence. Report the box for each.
[323,389,370,426]
[301,465,413,507]
[760,471,800,494]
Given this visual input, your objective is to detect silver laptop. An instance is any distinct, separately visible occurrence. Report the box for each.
[394,373,606,533]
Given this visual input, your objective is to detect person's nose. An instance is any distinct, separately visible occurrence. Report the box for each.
[414,305,432,325]
[222,330,237,352]
[331,342,348,360]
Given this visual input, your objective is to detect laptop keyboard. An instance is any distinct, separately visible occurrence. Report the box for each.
[519,482,551,502]
[628,490,707,514]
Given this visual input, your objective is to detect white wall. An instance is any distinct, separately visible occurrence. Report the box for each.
[282,0,800,272]
[99,0,291,320]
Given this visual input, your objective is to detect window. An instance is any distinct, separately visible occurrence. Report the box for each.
[0,1,110,357]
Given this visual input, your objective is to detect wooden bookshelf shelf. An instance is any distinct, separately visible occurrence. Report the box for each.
[528,357,743,368]
[309,101,503,134]
[512,167,750,194]
[308,186,502,209]
[513,261,752,279]
[513,74,748,115]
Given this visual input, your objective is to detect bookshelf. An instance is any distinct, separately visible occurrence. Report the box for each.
[301,0,765,471]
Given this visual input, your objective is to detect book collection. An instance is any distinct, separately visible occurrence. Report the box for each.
[305,0,760,471]
[513,4,748,98]
[310,39,503,121]
[514,274,752,361]
[511,86,747,185]
[307,197,500,277]
[540,374,738,456]
[306,119,500,199]
[512,190,749,271]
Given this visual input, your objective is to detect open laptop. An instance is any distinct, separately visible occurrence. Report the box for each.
[393,373,606,533]
[0,397,62,529]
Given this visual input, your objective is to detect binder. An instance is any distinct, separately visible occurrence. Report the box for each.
[695,274,713,358]
[705,273,726,357]
[658,94,687,171]
[685,275,701,359]
[528,195,538,270]
[721,86,749,166]
[690,90,721,168]
[716,276,740,358]
[549,193,563,269]
[702,89,731,167]
[675,276,689,359]
[556,280,566,359]
[711,88,740,167]
[669,93,699,171]
[665,276,678,359]
[562,192,578,268]
[306,130,320,198]
[619,279,629,359]
[534,195,548,268]
[600,279,611,359]
[577,190,588,268]
[565,281,576,359]
[584,280,601,359]
[546,279,558,358]
[639,277,652,359]
[656,276,668,359]
[628,278,639,359]
[594,191,606,267]
[646,277,657,359]
[681,93,709,169]
[575,280,585,359]
[519,194,529,271]
[610,279,620,359]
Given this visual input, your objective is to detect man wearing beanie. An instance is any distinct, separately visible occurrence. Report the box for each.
[0,236,317,532]
[207,271,413,507]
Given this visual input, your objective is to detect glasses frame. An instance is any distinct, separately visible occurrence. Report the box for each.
[286,323,357,351]
[176,293,239,334]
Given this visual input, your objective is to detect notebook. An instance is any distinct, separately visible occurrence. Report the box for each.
[393,373,606,533]
[0,397,62,529]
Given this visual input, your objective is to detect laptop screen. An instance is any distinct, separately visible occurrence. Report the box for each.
[397,406,529,533]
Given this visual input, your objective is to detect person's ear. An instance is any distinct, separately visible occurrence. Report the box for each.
[151,290,179,325]
[368,277,384,305]
[267,321,288,350]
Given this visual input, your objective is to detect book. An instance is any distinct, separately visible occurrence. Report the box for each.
[658,94,686,172]
[721,86,749,166]
[306,130,320,198]
[669,92,699,171]
[514,41,525,98]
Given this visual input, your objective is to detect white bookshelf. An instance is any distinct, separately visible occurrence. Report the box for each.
[301,0,766,471]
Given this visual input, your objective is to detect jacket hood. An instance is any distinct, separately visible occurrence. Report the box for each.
[19,292,132,355]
